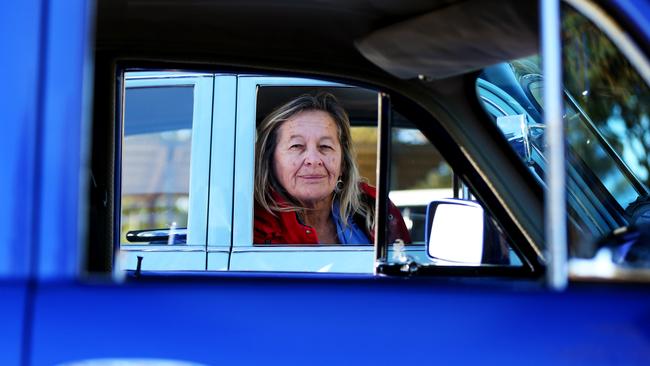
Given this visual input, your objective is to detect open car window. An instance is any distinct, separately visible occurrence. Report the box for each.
[230,80,381,273]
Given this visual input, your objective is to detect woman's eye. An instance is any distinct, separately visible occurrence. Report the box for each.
[320,145,333,150]
[289,144,303,150]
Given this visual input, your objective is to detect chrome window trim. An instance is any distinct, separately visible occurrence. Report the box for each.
[207,75,237,250]
[120,245,206,253]
[188,76,216,247]
[232,246,376,254]
[207,247,231,253]
[125,72,215,80]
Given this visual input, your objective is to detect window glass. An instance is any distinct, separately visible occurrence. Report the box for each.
[351,126,378,187]
[561,4,650,270]
[350,122,455,244]
[476,5,650,268]
[389,122,452,244]
[561,7,650,211]
[121,86,193,245]
[388,116,521,267]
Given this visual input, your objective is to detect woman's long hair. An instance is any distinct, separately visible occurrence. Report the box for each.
[255,92,374,232]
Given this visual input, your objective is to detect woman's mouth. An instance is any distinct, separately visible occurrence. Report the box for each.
[299,175,326,180]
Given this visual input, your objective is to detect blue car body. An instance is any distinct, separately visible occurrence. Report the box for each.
[2,0,650,365]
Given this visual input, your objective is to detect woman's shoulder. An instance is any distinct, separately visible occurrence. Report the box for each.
[356,181,412,244]
[253,201,283,244]
[358,181,376,198]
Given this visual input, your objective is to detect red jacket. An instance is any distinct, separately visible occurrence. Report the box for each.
[254,183,412,245]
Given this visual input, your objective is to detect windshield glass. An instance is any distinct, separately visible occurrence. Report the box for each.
[564,93,643,210]
[476,4,650,260]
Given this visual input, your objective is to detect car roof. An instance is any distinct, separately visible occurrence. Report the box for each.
[96,0,536,82]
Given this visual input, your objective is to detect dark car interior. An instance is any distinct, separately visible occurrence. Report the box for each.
[88,0,545,274]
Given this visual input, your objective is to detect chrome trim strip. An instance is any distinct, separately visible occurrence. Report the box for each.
[125,72,214,80]
[233,246,375,254]
[479,95,508,116]
[543,0,568,290]
[187,76,214,247]
[374,92,391,268]
[120,247,205,252]
[207,75,237,251]
[231,77,258,247]
[207,248,232,253]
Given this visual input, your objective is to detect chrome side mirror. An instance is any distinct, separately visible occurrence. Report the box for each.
[425,199,512,265]
[425,199,484,264]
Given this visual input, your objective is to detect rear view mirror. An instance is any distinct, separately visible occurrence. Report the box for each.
[425,199,484,264]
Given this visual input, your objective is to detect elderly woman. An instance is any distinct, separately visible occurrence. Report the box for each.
[254,93,411,245]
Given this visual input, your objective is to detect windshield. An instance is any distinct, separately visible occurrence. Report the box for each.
[476,4,650,259]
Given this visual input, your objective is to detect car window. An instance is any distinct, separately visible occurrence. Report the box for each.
[475,3,650,273]
[561,7,649,213]
[116,73,523,273]
[118,72,215,271]
[243,79,522,272]
[121,85,193,244]
[387,116,523,268]
[389,123,452,244]
[232,81,380,273]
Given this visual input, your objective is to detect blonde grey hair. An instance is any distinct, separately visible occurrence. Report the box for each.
[255,92,374,232]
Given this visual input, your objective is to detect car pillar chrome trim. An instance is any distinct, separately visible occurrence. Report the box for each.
[374,92,392,270]
[542,0,568,290]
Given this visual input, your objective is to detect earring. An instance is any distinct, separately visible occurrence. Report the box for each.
[335,177,344,193]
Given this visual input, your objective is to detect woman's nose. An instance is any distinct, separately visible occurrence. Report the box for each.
[304,147,323,166]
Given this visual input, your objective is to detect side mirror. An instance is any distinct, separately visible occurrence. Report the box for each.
[425,199,511,265]
[425,199,484,264]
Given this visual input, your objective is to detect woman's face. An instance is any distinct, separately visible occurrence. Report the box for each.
[273,110,342,207]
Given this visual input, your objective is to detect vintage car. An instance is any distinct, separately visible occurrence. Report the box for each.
[2,0,650,364]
